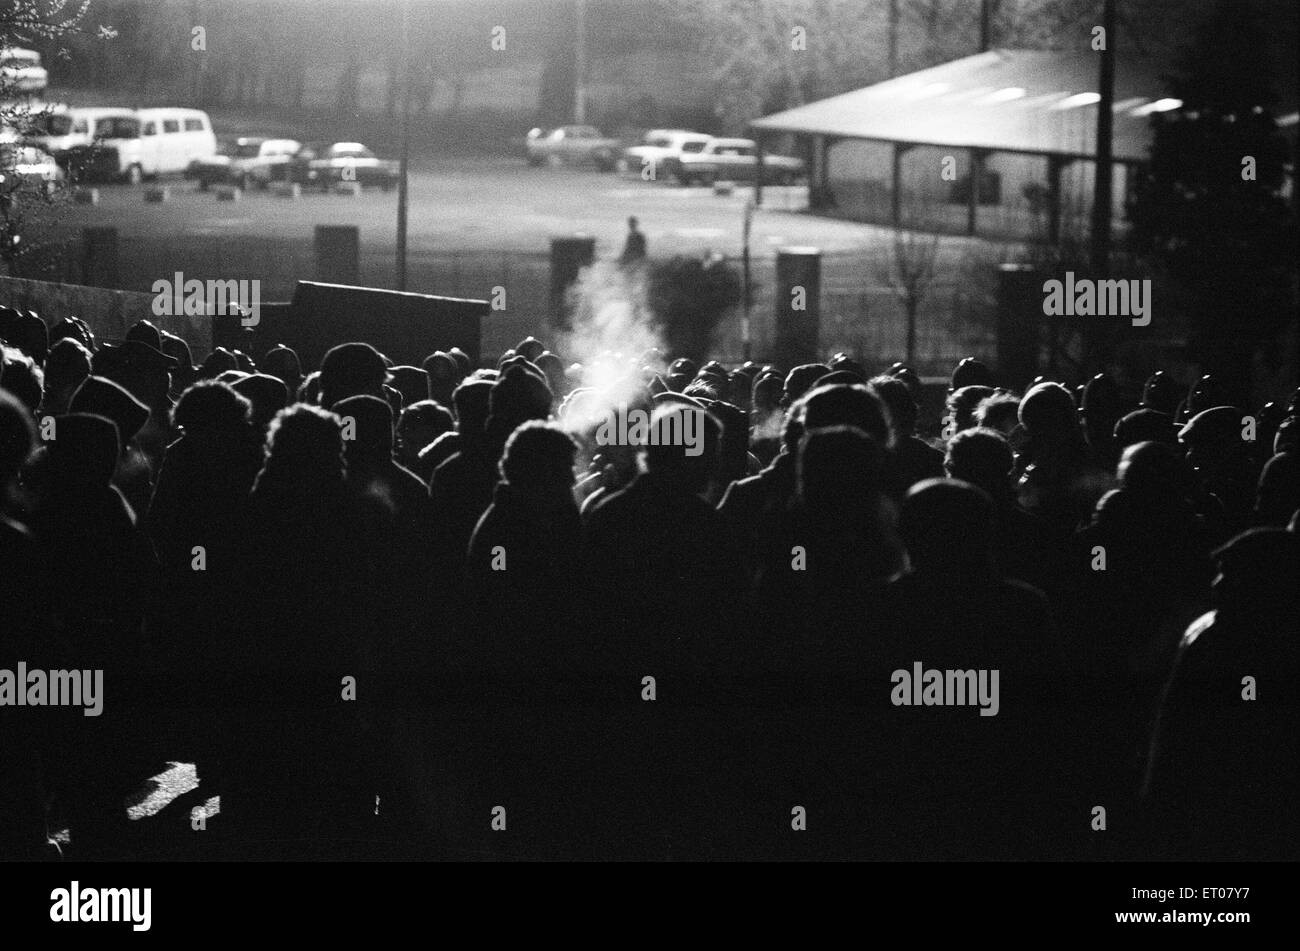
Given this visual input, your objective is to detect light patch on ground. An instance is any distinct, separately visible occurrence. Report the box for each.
[126,761,198,820]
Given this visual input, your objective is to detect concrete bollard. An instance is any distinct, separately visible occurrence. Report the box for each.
[144,186,169,203]
[332,181,362,197]
[713,180,735,196]
[73,187,100,205]
[215,186,241,202]
[273,182,301,199]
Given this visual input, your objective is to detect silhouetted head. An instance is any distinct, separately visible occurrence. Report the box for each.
[900,478,995,576]
[869,374,918,438]
[500,420,578,497]
[516,336,545,363]
[387,366,427,409]
[948,385,996,434]
[1116,440,1183,494]
[261,345,303,395]
[70,376,149,447]
[332,394,394,464]
[397,399,454,459]
[201,347,238,380]
[973,391,1021,436]
[782,363,831,408]
[803,383,891,447]
[641,403,720,495]
[1188,374,1231,417]
[47,413,119,489]
[1114,408,1177,450]
[797,424,886,516]
[1256,452,1300,527]
[1142,371,1182,415]
[125,318,162,352]
[256,403,345,490]
[453,378,493,443]
[488,363,552,446]
[0,347,43,414]
[172,379,252,434]
[230,374,287,433]
[0,387,35,483]
[950,357,993,392]
[1210,527,1299,619]
[944,427,1014,499]
[1018,381,1077,438]
[319,342,388,407]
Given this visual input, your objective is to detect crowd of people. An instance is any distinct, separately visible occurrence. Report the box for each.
[0,304,1296,861]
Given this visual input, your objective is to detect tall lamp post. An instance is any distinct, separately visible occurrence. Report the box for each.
[396,0,411,291]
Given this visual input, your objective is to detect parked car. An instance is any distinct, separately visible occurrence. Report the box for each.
[0,48,47,95]
[0,144,64,194]
[59,107,216,183]
[187,136,302,189]
[620,129,712,177]
[525,125,622,171]
[289,142,399,190]
[669,137,805,186]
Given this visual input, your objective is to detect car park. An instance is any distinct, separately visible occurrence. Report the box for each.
[669,137,805,186]
[187,136,302,189]
[525,125,622,171]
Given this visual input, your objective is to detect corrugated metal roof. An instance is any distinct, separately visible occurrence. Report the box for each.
[750,49,1176,162]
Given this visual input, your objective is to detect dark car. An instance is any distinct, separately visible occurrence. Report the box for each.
[188,136,301,190]
[288,141,399,191]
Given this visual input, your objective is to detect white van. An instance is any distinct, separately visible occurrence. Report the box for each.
[0,48,47,94]
[135,108,216,178]
[35,107,141,181]
[51,106,216,183]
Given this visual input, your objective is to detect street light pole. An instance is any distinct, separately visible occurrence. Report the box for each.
[574,0,587,124]
[396,0,411,291]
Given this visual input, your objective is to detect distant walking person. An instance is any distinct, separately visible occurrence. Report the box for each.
[619,216,647,264]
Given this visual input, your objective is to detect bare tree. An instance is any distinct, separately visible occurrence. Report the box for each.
[879,210,942,365]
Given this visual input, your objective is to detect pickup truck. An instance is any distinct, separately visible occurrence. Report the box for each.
[188,137,301,190]
[668,137,805,186]
[525,125,622,171]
